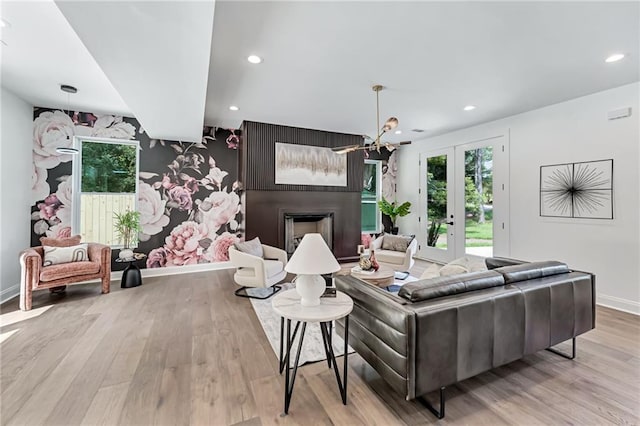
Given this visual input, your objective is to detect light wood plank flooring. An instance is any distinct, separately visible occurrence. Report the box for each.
[1,265,639,425]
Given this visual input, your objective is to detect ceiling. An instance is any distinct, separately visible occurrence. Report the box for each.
[206,1,639,141]
[1,1,638,143]
[0,0,130,117]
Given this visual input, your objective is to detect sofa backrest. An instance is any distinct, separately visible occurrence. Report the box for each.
[484,256,526,270]
[495,260,570,284]
[398,270,505,302]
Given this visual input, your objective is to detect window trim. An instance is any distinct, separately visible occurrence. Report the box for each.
[362,159,382,234]
[71,135,140,247]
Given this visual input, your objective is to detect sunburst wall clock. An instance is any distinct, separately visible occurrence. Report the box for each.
[540,159,613,219]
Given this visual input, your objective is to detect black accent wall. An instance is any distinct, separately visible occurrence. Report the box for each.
[240,121,364,261]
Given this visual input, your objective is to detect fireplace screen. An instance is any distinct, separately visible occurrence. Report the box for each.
[284,213,333,256]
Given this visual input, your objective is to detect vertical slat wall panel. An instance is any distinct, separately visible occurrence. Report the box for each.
[242,121,364,192]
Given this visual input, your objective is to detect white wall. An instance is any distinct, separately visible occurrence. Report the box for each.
[0,88,33,303]
[398,82,640,314]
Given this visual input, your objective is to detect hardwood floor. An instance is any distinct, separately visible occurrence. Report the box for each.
[1,266,639,425]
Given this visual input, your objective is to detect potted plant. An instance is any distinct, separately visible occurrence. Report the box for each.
[114,209,141,259]
[377,197,411,234]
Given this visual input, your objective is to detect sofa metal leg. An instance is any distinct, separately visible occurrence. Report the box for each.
[234,285,282,300]
[419,386,446,419]
[546,337,576,360]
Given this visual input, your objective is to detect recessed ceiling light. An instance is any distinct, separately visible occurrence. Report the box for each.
[605,53,625,63]
[229,105,239,111]
[394,130,402,135]
[247,55,262,64]
[463,105,476,111]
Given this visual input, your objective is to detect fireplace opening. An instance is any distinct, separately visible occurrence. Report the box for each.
[284,213,333,256]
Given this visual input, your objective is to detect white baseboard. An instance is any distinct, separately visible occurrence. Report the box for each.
[597,294,640,316]
[0,262,234,306]
[111,261,233,281]
[0,284,20,305]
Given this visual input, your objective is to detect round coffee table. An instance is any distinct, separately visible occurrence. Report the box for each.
[350,264,395,288]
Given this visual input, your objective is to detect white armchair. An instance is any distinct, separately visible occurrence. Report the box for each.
[371,234,417,272]
[228,244,288,299]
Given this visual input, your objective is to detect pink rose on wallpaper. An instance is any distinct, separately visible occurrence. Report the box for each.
[382,150,397,201]
[147,247,169,268]
[37,194,62,220]
[138,181,170,241]
[183,177,199,194]
[199,191,240,232]
[164,221,211,266]
[205,232,239,262]
[33,110,77,169]
[46,224,71,239]
[32,164,50,204]
[55,176,73,207]
[91,115,136,140]
[161,174,175,190]
[202,156,228,189]
[167,186,193,211]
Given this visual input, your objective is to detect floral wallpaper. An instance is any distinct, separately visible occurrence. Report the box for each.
[30,107,243,269]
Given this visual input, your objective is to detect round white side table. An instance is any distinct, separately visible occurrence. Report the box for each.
[272,289,353,415]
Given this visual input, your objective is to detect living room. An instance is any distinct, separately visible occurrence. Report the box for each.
[1,1,638,425]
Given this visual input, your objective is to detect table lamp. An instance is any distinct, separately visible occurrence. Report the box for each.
[285,233,340,306]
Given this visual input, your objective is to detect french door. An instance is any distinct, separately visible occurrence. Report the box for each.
[418,135,509,263]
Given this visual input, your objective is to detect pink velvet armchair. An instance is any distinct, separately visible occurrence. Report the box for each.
[19,243,112,311]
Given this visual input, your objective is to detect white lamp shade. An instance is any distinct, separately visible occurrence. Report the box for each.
[285,233,340,275]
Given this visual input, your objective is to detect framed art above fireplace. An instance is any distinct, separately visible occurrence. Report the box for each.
[275,142,347,187]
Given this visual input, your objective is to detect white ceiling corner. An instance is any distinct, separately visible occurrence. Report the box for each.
[55,0,216,142]
[0,0,130,116]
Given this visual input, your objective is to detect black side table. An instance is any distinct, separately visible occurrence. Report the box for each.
[115,253,147,288]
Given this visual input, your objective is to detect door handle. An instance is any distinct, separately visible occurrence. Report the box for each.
[446,221,454,225]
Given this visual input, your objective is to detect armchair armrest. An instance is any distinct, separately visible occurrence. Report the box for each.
[229,247,266,280]
[87,243,110,263]
[20,247,43,291]
[406,238,418,260]
[87,244,111,280]
[262,245,288,266]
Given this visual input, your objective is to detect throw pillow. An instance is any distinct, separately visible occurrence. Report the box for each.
[234,237,264,258]
[438,263,468,276]
[381,234,414,252]
[43,243,89,266]
[40,234,82,248]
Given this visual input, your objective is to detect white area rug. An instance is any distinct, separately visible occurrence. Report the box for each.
[250,283,353,366]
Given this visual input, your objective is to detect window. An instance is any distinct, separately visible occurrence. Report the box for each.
[361,160,382,233]
[72,136,139,246]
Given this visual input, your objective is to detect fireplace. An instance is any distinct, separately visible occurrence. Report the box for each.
[284,213,333,256]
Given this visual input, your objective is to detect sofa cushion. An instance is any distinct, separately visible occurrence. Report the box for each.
[382,234,414,252]
[420,256,487,279]
[234,237,263,258]
[40,261,100,282]
[496,261,570,284]
[398,270,505,302]
[485,257,526,270]
[40,234,82,247]
[376,249,405,265]
[236,260,284,279]
[43,243,89,266]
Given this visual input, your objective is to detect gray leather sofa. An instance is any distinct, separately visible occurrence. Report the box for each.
[334,259,595,418]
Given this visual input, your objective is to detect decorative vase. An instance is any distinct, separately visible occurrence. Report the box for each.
[119,248,134,259]
[359,256,372,271]
[370,249,380,272]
